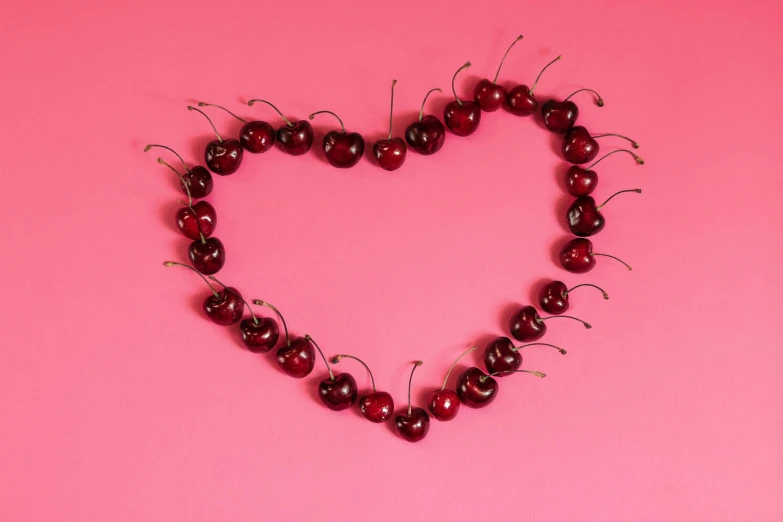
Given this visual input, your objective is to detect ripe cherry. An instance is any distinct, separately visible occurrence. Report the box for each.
[457,366,546,408]
[443,61,481,136]
[506,55,561,117]
[163,262,243,326]
[395,361,430,442]
[188,236,225,275]
[568,189,642,237]
[559,238,633,274]
[538,281,608,315]
[332,354,394,423]
[565,149,644,196]
[145,144,213,199]
[309,110,365,168]
[306,335,357,411]
[542,88,603,134]
[428,346,477,422]
[562,126,639,164]
[473,35,524,112]
[198,101,275,154]
[483,337,566,375]
[405,88,446,155]
[187,105,244,175]
[373,79,407,171]
[509,305,591,342]
[252,300,315,378]
[247,99,314,156]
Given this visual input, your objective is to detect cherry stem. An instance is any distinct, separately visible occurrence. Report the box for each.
[597,189,642,210]
[157,157,193,206]
[144,144,189,172]
[252,300,290,345]
[187,106,222,143]
[591,133,640,149]
[247,99,293,127]
[564,88,604,107]
[198,101,247,123]
[309,110,346,134]
[511,343,567,355]
[493,35,524,83]
[387,79,397,140]
[407,361,423,415]
[305,335,333,381]
[441,346,477,390]
[331,354,376,392]
[162,261,219,298]
[586,149,644,170]
[565,283,609,300]
[418,88,442,121]
[592,252,632,271]
[483,369,546,380]
[539,315,592,329]
[451,62,471,105]
[208,276,257,324]
[529,55,562,95]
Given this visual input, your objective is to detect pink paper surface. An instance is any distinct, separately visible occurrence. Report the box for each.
[1,1,781,520]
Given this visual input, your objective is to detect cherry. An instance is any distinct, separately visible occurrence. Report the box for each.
[395,361,430,442]
[483,337,565,375]
[443,62,481,137]
[373,80,407,171]
[188,236,225,275]
[565,149,644,196]
[506,55,561,117]
[562,126,639,164]
[187,106,243,175]
[304,335,357,411]
[538,281,608,315]
[253,300,315,378]
[198,102,275,154]
[144,144,213,199]
[332,354,394,422]
[568,189,642,236]
[309,110,365,168]
[473,35,524,112]
[509,305,591,342]
[542,88,603,134]
[175,200,216,240]
[559,238,633,273]
[405,88,446,155]
[428,346,477,421]
[247,99,313,156]
[457,367,546,408]
[163,262,243,326]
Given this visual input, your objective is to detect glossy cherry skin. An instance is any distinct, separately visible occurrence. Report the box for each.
[205,139,244,175]
[276,121,314,156]
[509,305,546,342]
[175,201,216,240]
[563,126,599,164]
[559,238,596,273]
[181,166,213,199]
[565,165,597,196]
[319,373,358,411]
[203,287,243,326]
[395,407,430,442]
[483,336,521,375]
[359,391,394,422]
[240,316,279,352]
[542,99,578,133]
[568,196,604,236]
[373,137,407,171]
[322,131,364,168]
[428,389,461,421]
[276,337,315,378]
[240,121,275,153]
[405,115,446,155]
[473,79,507,112]
[456,367,498,408]
[188,237,225,275]
[506,85,537,116]
[443,100,481,137]
[539,281,569,315]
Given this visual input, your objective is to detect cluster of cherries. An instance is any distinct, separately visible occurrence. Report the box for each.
[148,35,644,442]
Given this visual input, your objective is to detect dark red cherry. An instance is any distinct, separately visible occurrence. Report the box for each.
[568,189,641,237]
[456,367,498,408]
[405,88,446,155]
[247,99,313,156]
[506,55,561,117]
[309,111,364,168]
[484,337,567,375]
[395,361,429,442]
[188,237,225,275]
[277,336,315,378]
[319,373,358,411]
[332,354,394,422]
[428,346,477,421]
[542,88,603,134]
[559,238,633,274]
[163,262,243,326]
[145,145,214,200]
[197,102,275,154]
[509,305,590,342]
[473,35,524,112]
[373,80,407,171]
[187,106,243,175]
[240,317,279,352]
[565,149,645,196]
[175,201,216,240]
[539,281,608,315]
[563,128,640,164]
[444,62,481,137]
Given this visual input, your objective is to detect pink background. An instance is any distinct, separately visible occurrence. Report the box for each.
[1,0,780,520]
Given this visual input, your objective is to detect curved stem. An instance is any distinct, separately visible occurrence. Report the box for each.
[592,252,632,271]
[586,149,644,170]
[493,35,524,83]
[451,62,471,105]
[209,276,258,324]
[418,88,442,121]
[564,88,604,107]
[187,106,222,142]
[565,283,609,300]
[252,300,290,345]
[305,335,333,380]
[331,354,376,392]
[529,55,562,95]
[597,189,642,210]
[247,99,293,127]
[511,343,567,355]
[162,261,219,297]
[538,315,592,329]
[198,101,247,123]
[407,361,423,415]
[157,157,192,206]
[591,133,639,149]
[144,144,189,172]
[441,346,477,390]
[387,79,397,140]
[309,110,346,134]
[484,369,546,380]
